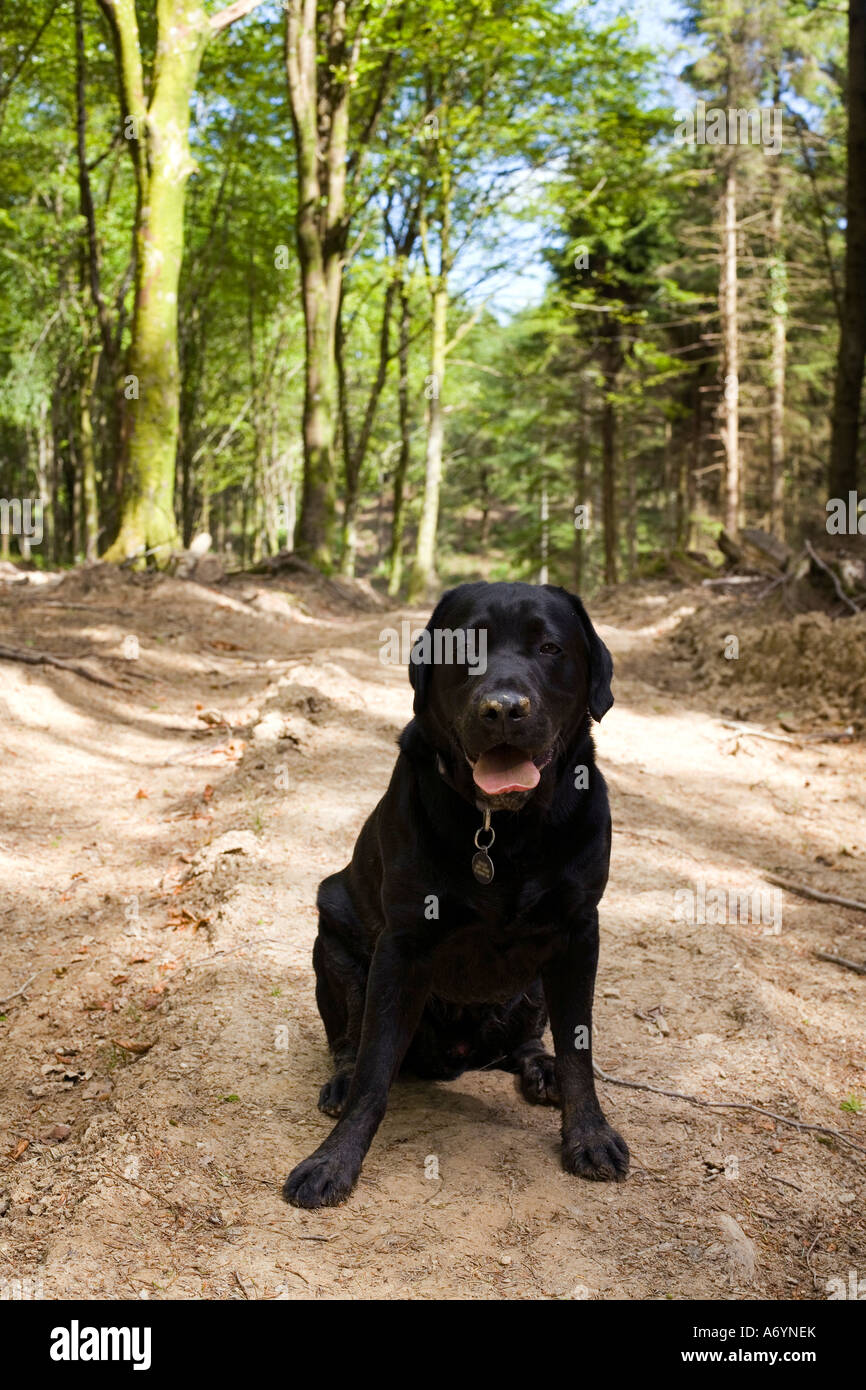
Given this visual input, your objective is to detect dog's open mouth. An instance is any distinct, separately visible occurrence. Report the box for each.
[467,744,552,796]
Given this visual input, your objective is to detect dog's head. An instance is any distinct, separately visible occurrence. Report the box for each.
[409,581,613,811]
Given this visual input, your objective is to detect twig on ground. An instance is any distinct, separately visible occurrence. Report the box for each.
[0,642,124,689]
[813,950,866,976]
[186,945,249,969]
[17,601,109,611]
[802,726,856,743]
[804,540,861,614]
[161,744,238,767]
[252,1226,337,1243]
[765,874,866,914]
[720,721,801,746]
[765,1174,802,1192]
[805,1231,826,1293]
[593,1064,866,1158]
[102,1165,185,1217]
[0,971,38,1004]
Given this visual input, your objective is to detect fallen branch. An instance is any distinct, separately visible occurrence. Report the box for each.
[802,726,856,743]
[804,539,861,614]
[0,642,122,689]
[721,720,800,746]
[766,1174,802,1192]
[0,971,37,1005]
[764,873,866,914]
[813,950,866,976]
[593,1064,866,1159]
[701,575,767,588]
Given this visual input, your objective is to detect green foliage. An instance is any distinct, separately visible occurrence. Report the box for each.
[0,0,852,582]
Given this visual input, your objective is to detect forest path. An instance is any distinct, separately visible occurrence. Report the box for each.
[0,572,864,1300]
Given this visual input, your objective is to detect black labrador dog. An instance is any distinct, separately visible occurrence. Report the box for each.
[283,580,628,1208]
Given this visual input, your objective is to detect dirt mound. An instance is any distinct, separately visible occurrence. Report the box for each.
[667,605,866,730]
[233,552,389,617]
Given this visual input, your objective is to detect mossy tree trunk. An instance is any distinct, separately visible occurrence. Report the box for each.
[97,0,266,567]
[286,0,364,572]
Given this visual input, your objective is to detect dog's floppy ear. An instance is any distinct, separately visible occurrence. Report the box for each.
[408,629,429,712]
[408,588,456,714]
[562,589,614,722]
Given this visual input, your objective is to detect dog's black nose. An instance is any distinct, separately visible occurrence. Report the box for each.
[478,691,531,727]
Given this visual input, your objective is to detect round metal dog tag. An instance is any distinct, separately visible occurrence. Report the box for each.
[472,849,494,884]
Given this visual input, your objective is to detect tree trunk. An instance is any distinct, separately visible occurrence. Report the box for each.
[338,275,397,576]
[600,322,621,586]
[686,372,703,550]
[478,462,491,565]
[295,223,339,567]
[720,160,740,535]
[625,428,636,578]
[538,482,549,585]
[408,278,446,602]
[573,373,589,591]
[199,465,210,536]
[79,351,100,561]
[98,1,206,564]
[50,389,62,564]
[829,0,866,498]
[408,97,451,605]
[240,485,249,567]
[768,148,787,539]
[98,0,266,566]
[286,0,360,571]
[281,470,298,553]
[36,398,54,562]
[335,290,356,575]
[179,328,203,547]
[264,410,280,555]
[388,274,412,597]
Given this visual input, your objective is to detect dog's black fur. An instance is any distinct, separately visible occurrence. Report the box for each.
[283,580,628,1208]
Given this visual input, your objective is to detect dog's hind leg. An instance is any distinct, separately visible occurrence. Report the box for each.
[312,927,367,1118]
[508,1039,561,1106]
[494,983,560,1106]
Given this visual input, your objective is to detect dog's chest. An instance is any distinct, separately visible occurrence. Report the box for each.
[429,919,557,1003]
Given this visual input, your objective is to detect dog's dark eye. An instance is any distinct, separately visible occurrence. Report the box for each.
[539,642,561,656]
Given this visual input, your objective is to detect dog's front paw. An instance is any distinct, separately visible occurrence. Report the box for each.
[562,1122,629,1182]
[282,1147,359,1209]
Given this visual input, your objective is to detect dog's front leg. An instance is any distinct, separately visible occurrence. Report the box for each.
[283,934,431,1208]
[542,914,629,1181]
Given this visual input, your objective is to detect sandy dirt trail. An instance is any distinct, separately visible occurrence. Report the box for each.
[0,571,864,1300]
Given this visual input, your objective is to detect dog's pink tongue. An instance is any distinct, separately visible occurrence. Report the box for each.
[472,746,540,795]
